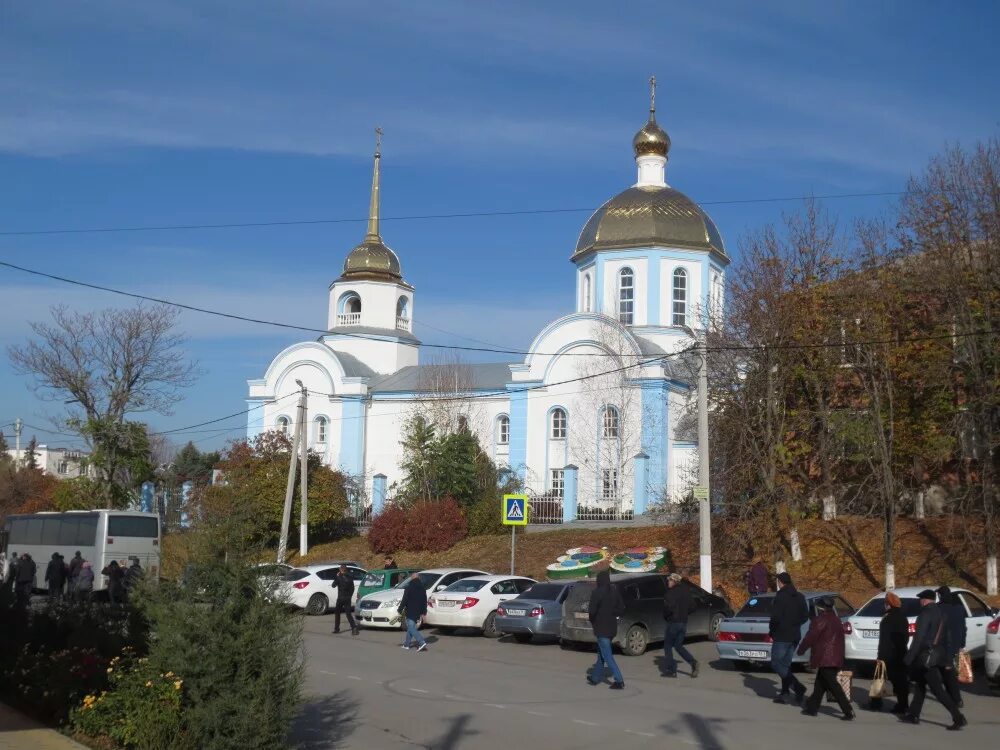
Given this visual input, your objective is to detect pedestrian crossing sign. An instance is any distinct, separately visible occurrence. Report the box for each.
[502,494,529,526]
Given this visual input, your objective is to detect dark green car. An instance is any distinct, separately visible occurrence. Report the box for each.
[358,567,420,600]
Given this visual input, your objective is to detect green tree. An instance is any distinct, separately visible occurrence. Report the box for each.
[172,441,220,485]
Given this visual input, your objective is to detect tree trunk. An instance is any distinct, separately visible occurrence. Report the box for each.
[790,527,802,562]
[775,559,786,575]
[821,494,837,521]
[987,556,998,597]
[914,490,925,520]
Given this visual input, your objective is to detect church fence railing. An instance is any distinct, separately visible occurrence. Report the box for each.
[524,489,564,525]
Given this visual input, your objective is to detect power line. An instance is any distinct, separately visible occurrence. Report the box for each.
[0,191,905,238]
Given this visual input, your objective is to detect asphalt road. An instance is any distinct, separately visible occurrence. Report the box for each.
[289,616,998,749]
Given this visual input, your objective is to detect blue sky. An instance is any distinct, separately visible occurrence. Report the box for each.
[1,0,998,453]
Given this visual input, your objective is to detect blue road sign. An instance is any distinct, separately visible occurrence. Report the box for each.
[502,494,529,526]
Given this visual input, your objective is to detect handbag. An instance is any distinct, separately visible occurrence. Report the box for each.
[957,649,973,684]
[837,670,853,702]
[921,619,945,669]
[869,660,888,699]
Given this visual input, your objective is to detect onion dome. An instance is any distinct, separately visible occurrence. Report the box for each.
[340,128,404,282]
[632,75,670,158]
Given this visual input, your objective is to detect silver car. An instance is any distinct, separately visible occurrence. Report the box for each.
[715,591,856,666]
[496,581,577,643]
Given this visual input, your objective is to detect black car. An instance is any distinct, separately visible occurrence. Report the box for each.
[560,573,733,656]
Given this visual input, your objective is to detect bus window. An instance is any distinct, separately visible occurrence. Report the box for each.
[22,518,43,545]
[77,515,98,546]
[58,517,80,545]
[41,517,63,545]
[108,516,158,538]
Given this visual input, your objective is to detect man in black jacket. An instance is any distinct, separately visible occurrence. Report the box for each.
[587,570,625,689]
[44,552,67,601]
[662,573,699,678]
[15,553,36,606]
[400,572,428,651]
[936,585,966,709]
[768,571,808,704]
[901,589,966,730]
[332,565,359,636]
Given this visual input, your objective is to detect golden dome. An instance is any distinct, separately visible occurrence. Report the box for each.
[573,185,726,258]
[342,237,402,281]
[632,114,670,158]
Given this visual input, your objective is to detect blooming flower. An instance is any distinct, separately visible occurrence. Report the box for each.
[174,680,183,690]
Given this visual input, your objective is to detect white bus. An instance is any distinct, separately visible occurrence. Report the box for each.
[2,510,160,591]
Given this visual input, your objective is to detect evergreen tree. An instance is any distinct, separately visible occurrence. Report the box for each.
[24,436,39,470]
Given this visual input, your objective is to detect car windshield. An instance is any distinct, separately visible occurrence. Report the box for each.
[736,596,775,616]
[444,579,488,593]
[283,570,310,582]
[395,572,441,591]
[363,573,385,587]
[857,596,922,618]
[519,583,565,601]
[255,565,287,577]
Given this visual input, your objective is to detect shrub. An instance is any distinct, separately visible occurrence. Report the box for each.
[9,645,110,726]
[368,497,468,553]
[466,495,506,536]
[70,654,182,749]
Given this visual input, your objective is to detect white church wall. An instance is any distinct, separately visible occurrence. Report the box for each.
[328,279,413,332]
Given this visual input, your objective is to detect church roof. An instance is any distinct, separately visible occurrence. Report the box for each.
[331,350,378,379]
[325,325,420,344]
[369,362,514,394]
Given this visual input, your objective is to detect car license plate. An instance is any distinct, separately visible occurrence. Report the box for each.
[862,629,879,639]
[574,611,589,620]
[736,649,768,659]
[506,609,526,616]
[439,600,457,608]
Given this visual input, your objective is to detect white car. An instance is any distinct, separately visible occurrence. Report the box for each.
[357,568,486,629]
[844,586,999,663]
[986,615,999,685]
[276,564,367,616]
[426,575,536,638]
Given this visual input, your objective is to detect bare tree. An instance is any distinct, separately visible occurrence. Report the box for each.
[411,350,488,439]
[9,304,197,505]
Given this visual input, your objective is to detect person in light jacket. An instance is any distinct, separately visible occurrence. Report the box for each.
[797,596,854,720]
[901,589,966,730]
[587,570,626,689]
[75,561,95,602]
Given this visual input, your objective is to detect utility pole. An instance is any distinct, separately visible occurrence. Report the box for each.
[13,418,22,466]
[277,383,307,564]
[681,326,713,593]
[298,381,309,557]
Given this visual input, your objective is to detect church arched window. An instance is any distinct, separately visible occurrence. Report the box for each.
[338,292,362,326]
[582,273,592,313]
[672,268,688,326]
[276,416,289,435]
[618,268,634,325]
[602,405,620,439]
[315,416,328,444]
[550,408,567,440]
[396,296,410,331]
[496,414,510,445]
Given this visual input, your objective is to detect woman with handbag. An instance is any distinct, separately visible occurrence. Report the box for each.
[869,592,910,713]
[901,589,966,730]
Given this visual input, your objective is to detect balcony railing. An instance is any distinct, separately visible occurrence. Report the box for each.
[396,315,410,331]
[337,312,361,326]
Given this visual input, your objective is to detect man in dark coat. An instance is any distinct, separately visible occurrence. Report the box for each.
[68,551,84,591]
[901,589,966,730]
[44,552,67,601]
[797,596,854,720]
[332,565,359,636]
[15,553,36,606]
[869,592,910,713]
[399,572,428,651]
[747,558,768,595]
[102,560,125,605]
[662,572,699,678]
[936,586,966,709]
[769,571,808,704]
[587,570,625,689]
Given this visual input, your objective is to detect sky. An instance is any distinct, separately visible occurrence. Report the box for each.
[1,0,998,454]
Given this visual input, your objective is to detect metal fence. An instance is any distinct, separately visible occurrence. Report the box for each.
[526,492,564,524]
[577,500,634,522]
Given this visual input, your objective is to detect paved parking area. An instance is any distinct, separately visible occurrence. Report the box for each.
[291,615,999,749]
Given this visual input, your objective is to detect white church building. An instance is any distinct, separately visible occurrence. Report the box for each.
[248,87,728,523]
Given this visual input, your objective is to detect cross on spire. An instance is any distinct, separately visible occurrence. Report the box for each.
[375,126,383,156]
[649,75,656,116]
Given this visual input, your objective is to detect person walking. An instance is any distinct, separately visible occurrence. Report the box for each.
[75,561,95,603]
[662,572,699,678]
[868,592,910,713]
[332,565,360,636]
[936,586,966,709]
[123,557,144,601]
[769,571,808,704]
[587,570,626,689]
[45,552,67,602]
[102,560,125,605]
[901,589,966,730]
[747,558,769,596]
[68,551,84,593]
[797,596,855,720]
[15,553,36,606]
[399,571,428,652]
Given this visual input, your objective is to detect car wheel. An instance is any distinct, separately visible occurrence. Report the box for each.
[482,611,501,638]
[708,612,725,642]
[305,593,329,616]
[622,625,649,656]
[513,633,533,644]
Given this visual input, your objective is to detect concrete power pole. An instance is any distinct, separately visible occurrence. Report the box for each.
[298,381,309,557]
[14,418,22,466]
[277,384,308,564]
[696,336,713,593]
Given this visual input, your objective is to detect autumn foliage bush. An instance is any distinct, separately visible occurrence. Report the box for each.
[368,497,468,553]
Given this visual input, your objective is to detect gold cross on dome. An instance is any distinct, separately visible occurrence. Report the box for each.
[649,75,656,114]
[375,126,383,154]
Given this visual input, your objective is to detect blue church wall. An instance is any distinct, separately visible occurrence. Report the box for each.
[339,396,366,477]
[246,397,267,441]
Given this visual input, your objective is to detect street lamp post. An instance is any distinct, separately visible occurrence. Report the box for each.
[681,325,712,593]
